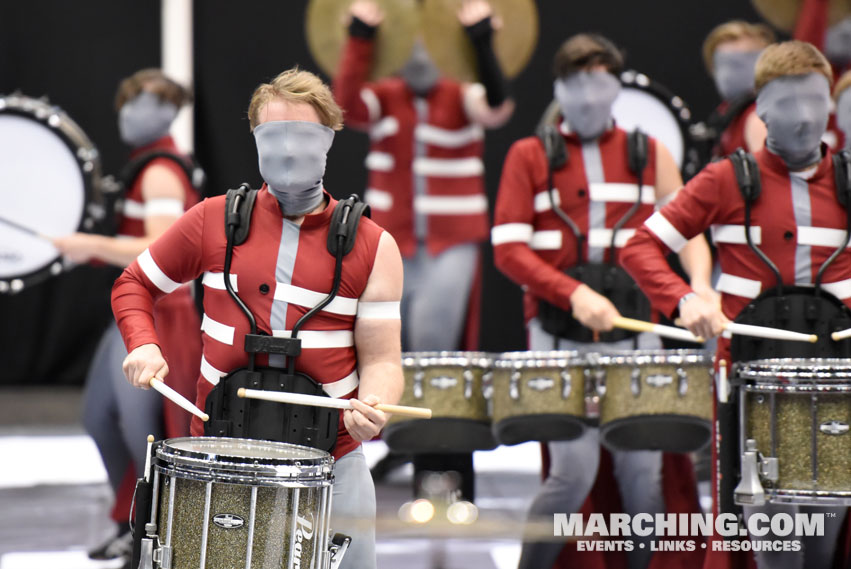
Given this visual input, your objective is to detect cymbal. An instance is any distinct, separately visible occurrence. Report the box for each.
[420,0,538,82]
[751,0,851,32]
[305,0,420,79]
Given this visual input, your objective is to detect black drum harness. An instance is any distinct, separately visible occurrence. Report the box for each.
[535,123,651,344]
[203,185,370,452]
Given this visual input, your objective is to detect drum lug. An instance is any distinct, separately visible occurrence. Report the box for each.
[481,369,493,400]
[594,368,607,398]
[677,367,688,397]
[560,369,571,399]
[463,368,474,399]
[154,543,172,569]
[734,439,766,506]
[328,533,352,569]
[630,368,641,397]
[510,369,521,400]
[760,456,779,483]
[583,367,602,418]
[413,370,424,399]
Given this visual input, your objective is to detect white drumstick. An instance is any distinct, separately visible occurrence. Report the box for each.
[722,322,817,343]
[143,434,154,483]
[612,316,705,343]
[715,359,729,404]
[150,378,209,422]
[237,388,433,419]
[831,327,851,341]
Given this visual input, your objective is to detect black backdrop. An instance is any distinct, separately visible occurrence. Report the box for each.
[1,0,767,386]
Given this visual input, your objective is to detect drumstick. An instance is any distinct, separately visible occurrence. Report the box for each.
[237,388,433,419]
[149,378,209,422]
[722,322,818,343]
[612,316,705,343]
[0,215,50,241]
[831,327,851,341]
[143,434,154,483]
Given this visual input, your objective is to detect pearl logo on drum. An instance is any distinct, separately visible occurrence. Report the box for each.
[292,513,315,569]
[212,513,245,529]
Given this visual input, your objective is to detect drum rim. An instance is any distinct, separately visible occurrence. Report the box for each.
[0,94,101,293]
[735,358,851,386]
[402,350,493,366]
[493,350,584,368]
[593,349,709,366]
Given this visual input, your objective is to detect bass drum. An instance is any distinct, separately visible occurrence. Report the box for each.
[0,93,105,293]
[538,70,702,180]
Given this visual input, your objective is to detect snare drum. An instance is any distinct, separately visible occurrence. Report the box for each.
[144,437,337,569]
[491,351,588,445]
[0,93,106,292]
[594,350,712,452]
[735,359,851,506]
[383,352,497,453]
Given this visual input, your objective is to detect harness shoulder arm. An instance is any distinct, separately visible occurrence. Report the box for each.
[327,194,371,257]
[728,148,761,203]
[224,185,258,246]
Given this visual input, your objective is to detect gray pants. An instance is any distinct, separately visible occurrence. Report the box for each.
[743,503,848,569]
[82,322,163,495]
[401,243,478,351]
[518,320,665,569]
[330,447,377,569]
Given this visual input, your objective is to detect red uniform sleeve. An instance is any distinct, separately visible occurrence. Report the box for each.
[793,0,828,50]
[622,162,727,317]
[111,201,207,352]
[332,36,377,129]
[492,140,582,310]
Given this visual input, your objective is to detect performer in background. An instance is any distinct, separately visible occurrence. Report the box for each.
[333,0,513,501]
[492,33,714,569]
[835,70,851,147]
[622,40,849,569]
[702,20,772,159]
[52,69,202,566]
[112,68,404,569]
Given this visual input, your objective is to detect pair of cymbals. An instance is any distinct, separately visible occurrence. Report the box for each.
[305,0,538,81]
[751,0,851,32]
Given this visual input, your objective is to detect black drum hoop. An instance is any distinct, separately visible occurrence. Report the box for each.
[0,94,102,293]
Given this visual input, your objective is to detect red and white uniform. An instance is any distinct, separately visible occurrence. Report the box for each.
[492,123,658,324]
[622,146,851,366]
[112,189,385,460]
[119,135,201,438]
[333,36,489,257]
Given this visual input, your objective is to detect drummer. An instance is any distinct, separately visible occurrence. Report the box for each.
[702,20,773,159]
[51,69,202,566]
[490,33,715,569]
[622,40,849,569]
[834,70,851,148]
[110,67,404,569]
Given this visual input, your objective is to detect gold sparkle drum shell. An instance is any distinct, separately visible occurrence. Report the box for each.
[148,437,335,569]
[383,352,497,453]
[490,351,588,446]
[594,350,713,453]
[736,359,851,506]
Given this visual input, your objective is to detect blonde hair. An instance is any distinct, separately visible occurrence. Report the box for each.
[834,70,851,100]
[247,68,343,131]
[115,68,193,111]
[702,20,775,73]
[754,40,833,91]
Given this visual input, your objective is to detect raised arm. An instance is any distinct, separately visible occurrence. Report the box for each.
[347,230,404,442]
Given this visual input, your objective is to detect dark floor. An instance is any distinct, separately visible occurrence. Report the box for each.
[0,387,538,569]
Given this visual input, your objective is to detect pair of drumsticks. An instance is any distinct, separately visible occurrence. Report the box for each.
[147,377,433,423]
[612,316,822,344]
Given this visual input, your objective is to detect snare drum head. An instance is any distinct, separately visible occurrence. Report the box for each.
[162,436,330,462]
[0,95,100,292]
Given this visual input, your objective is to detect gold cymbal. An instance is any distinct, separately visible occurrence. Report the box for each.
[305,0,420,79]
[420,0,539,82]
[751,0,851,33]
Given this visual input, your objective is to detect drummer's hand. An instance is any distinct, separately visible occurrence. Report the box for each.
[569,284,620,332]
[678,294,728,340]
[691,280,721,310]
[458,0,500,29]
[122,343,169,389]
[344,394,387,442]
[52,233,101,264]
[348,1,384,28]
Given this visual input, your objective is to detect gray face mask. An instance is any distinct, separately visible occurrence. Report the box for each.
[400,42,440,96]
[713,50,761,102]
[118,91,178,147]
[253,120,335,215]
[837,90,851,150]
[825,17,851,64]
[756,73,830,170]
[554,71,621,141]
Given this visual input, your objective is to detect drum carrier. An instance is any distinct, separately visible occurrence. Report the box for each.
[203,185,370,451]
[717,148,851,515]
[535,122,651,343]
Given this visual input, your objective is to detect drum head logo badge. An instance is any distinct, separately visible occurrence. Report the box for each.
[213,513,245,529]
[528,377,555,391]
[819,421,849,436]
